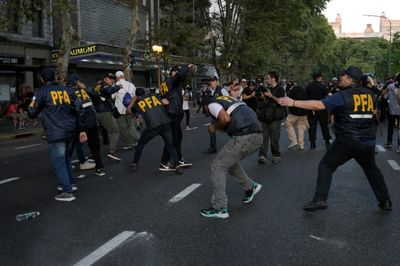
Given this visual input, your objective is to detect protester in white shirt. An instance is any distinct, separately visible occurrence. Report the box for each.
[182,85,192,130]
[113,71,140,149]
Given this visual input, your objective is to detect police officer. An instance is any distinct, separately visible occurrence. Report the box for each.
[68,74,106,177]
[305,72,331,149]
[28,68,87,202]
[278,66,392,212]
[89,73,122,161]
[200,95,263,219]
[159,64,195,169]
[202,76,229,154]
[127,88,183,174]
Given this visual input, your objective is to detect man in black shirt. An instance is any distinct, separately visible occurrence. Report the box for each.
[128,88,183,174]
[242,80,257,112]
[305,72,331,149]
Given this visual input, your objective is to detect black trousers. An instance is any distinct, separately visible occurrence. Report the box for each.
[70,126,104,170]
[314,139,390,202]
[308,110,331,142]
[387,114,400,145]
[161,113,183,163]
[184,109,190,126]
[134,124,179,166]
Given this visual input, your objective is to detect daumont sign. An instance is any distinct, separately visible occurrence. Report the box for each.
[52,45,97,60]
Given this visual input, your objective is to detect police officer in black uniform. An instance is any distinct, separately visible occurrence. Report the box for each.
[203,76,229,154]
[159,64,195,169]
[200,95,263,219]
[67,74,106,176]
[278,66,392,212]
[128,88,183,174]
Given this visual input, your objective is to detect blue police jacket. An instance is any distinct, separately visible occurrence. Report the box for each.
[27,81,82,143]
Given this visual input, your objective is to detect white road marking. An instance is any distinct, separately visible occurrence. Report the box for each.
[73,231,138,266]
[74,174,86,179]
[14,143,41,150]
[376,145,386,152]
[203,123,211,126]
[309,235,346,248]
[0,177,20,185]
[169,183,201,203]
[387,160,400,170]
[310,235,322,240]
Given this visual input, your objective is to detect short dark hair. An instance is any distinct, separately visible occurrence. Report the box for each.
[267,71,279,83]
[41,67,55,83]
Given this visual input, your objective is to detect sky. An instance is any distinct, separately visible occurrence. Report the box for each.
[323,0,400,33]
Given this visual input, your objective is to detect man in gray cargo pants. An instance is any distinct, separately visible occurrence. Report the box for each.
[200,95,263,219]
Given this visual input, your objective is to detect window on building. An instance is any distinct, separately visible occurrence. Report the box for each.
[6,0,20,34]
[31,0,43,37]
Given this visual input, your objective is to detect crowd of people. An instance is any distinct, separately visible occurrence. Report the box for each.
[25,63,399,219]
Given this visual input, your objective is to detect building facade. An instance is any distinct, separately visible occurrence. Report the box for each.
[329,12,400,40]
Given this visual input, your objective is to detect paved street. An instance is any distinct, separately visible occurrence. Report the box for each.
[1,112,400,266]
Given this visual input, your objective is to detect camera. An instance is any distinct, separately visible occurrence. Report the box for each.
[255,84,269,98]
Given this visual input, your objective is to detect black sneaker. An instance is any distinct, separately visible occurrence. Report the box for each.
[378,200,392,211]
[107,152,121,161]
[325,140,331,149]
[159,163,175,172]
[179,159,192,168]
[200,207,229,219]
[243,182,262,204]
[96,169,106,176]
[54,192,76,202]
[303,200,328,212]
[131,163,138,172]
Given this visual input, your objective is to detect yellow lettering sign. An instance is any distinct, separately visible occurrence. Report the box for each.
[354,94,373,112]
[81,89,89,101]
[50,91,58,105]
[52,45,97,60]
[152,96,162,106]
[217,96,233,102]
[145,97,152,108]
[138,100,146,112]
[160,82,169,95]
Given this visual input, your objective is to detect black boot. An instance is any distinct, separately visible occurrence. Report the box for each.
[310,141,316,149]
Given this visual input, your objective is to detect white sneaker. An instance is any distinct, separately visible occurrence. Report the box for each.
[288,143,299,150]
[80,160,96,170]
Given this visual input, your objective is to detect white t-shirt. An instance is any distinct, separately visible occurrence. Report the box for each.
[182,90,192,110]
[208,102,223,118]
[113,79,136,114]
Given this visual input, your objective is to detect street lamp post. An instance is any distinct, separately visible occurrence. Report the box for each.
[152,45,163,89]
[364,14,392,77]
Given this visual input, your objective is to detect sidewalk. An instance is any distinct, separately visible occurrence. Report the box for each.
[0,118,43,142]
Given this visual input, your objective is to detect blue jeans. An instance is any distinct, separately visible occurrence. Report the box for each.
[48,141,73,193]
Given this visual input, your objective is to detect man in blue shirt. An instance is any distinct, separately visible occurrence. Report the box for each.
[278,66,392,212]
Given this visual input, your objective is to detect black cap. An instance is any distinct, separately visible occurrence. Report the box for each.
[41,67,55,82]
[104,72,116,79]
[209,76,219,81]
[135,87,146,97]
[67,73,80,85]
[339,66,363,83]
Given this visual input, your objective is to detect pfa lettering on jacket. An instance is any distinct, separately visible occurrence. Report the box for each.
[353,94,374,112]
[137,96,162,112]
[50,91,71,105]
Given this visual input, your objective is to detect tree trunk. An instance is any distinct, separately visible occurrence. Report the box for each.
[122,0,138,82]
[55,0,75,83]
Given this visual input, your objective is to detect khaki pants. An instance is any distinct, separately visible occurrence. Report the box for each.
[284,114,308,148]
[116,114,140,146]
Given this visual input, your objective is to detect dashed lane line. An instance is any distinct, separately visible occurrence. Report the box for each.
[14,143,41,150]
[376,145,386,152]
[387,160,400,171]
[169,183,202,203]
[0,177,20,185]
[73,231,139,266]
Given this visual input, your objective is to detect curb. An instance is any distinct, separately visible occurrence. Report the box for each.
[0,129,43,142]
